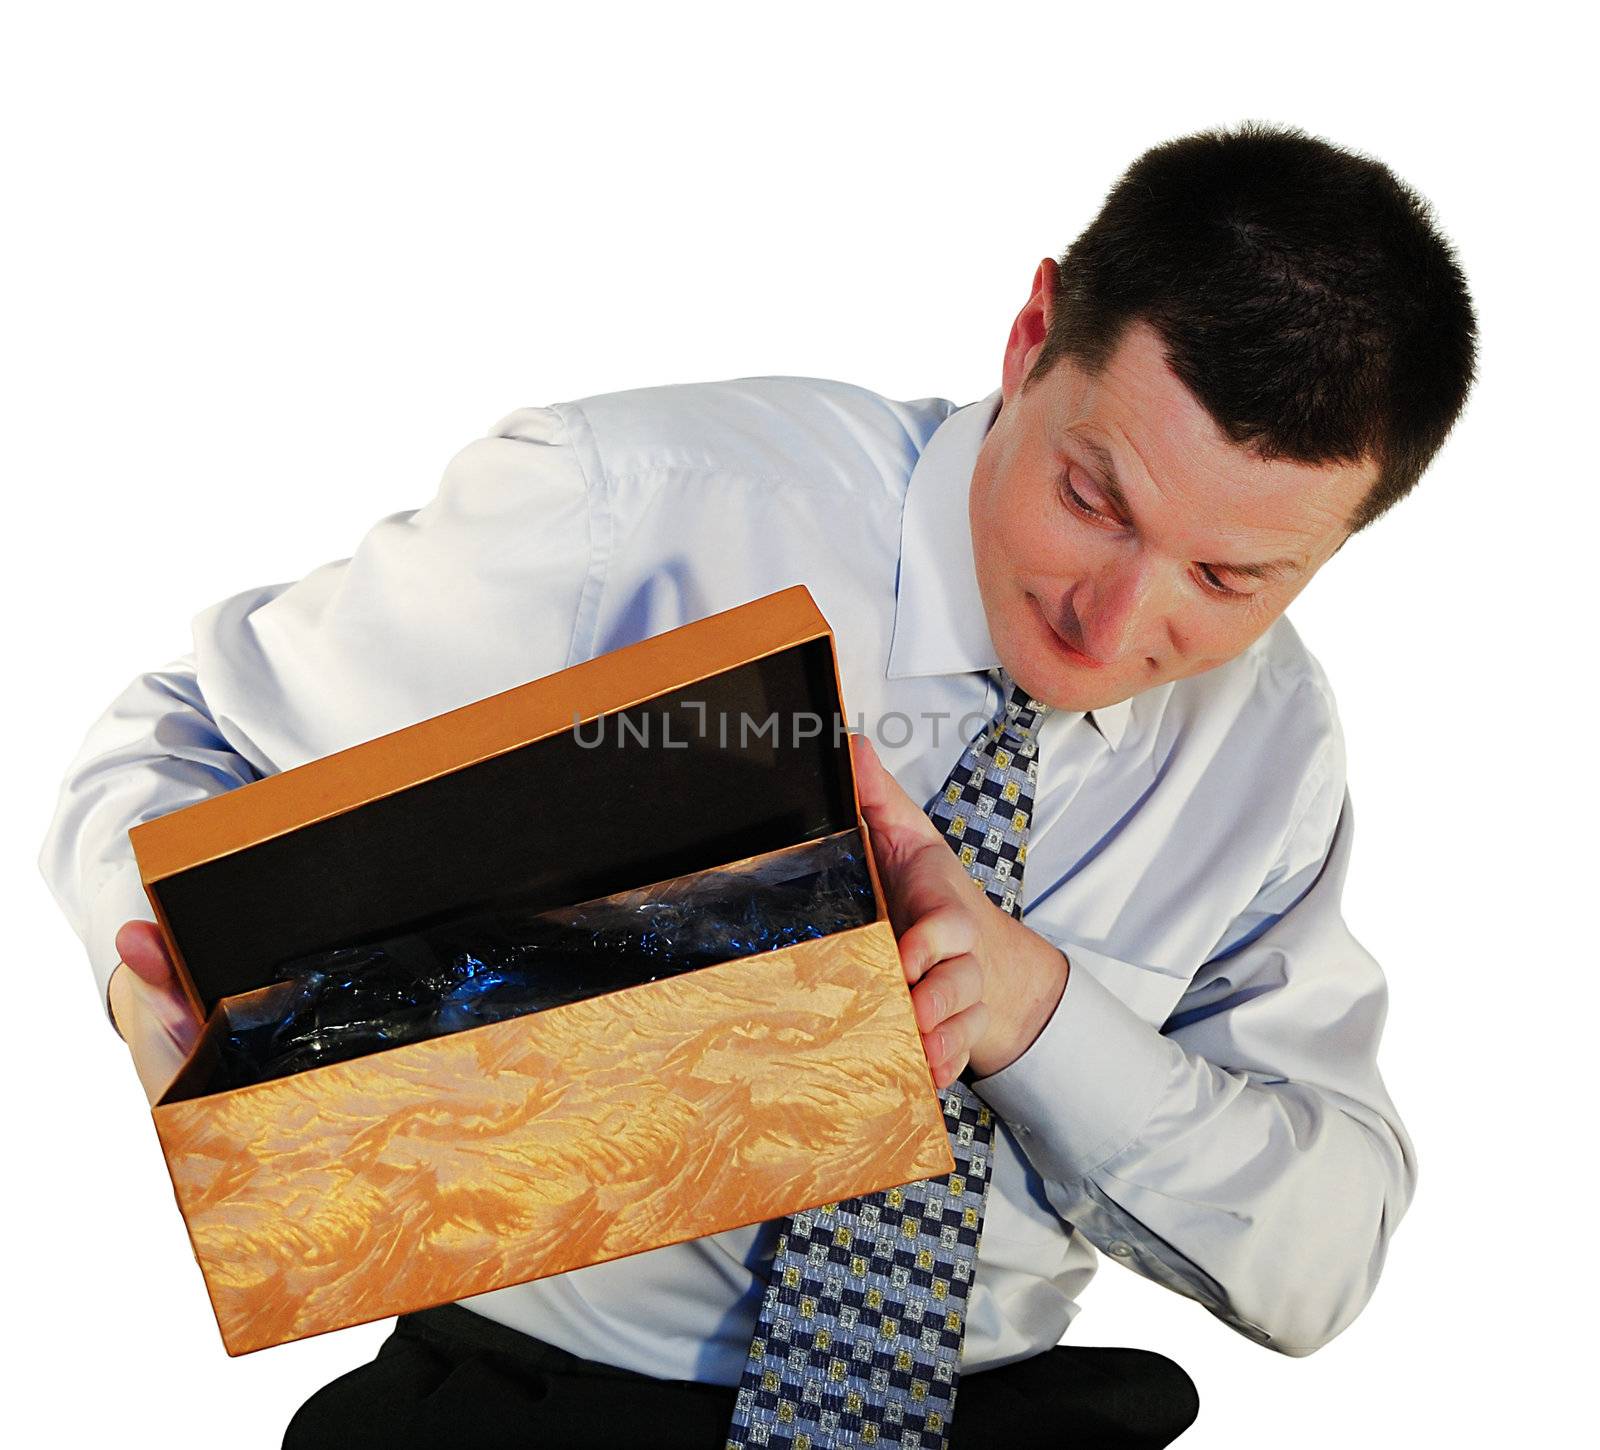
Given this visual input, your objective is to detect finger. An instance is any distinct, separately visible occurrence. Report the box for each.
[850,733,942,864]
[112,957,200,1040]
[898,904,978,985]
[923,1002,990,1088]
[910,953,983,1035]
[115,919,176,987]
[109,963,202,1105]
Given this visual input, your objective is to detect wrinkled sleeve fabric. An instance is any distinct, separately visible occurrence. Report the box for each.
[971,755,1417,1357]
[37,406,598,1025]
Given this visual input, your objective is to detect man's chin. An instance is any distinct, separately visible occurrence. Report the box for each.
[1059,690,1127,716]
[1017,675,1125,715]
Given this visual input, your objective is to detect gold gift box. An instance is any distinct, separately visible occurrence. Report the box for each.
[129,585,953,1356]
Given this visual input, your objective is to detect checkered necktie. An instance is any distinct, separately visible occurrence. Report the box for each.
[725,665,1052,1450]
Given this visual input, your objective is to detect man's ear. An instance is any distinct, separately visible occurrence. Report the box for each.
[1001,258,1058,403]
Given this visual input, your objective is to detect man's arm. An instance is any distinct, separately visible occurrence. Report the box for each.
[971,779,1416,1357]
[38,405,597,1043]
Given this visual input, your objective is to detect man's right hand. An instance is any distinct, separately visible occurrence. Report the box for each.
[110,920,202,1105]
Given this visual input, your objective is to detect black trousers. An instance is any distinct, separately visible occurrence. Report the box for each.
[284,1304,1199,1449]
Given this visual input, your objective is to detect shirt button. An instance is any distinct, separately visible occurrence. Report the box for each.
[1107,1241,1133,1259]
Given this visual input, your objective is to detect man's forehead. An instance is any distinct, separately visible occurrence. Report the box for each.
[1038,327,1371,559]
[1063,427,1319,578]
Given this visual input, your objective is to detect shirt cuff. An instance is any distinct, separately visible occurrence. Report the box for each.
[86,859,156,1030]
[969,943,1182,1178]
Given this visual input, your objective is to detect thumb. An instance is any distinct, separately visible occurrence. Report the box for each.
[849,732,941,863]
[115,919,177,988]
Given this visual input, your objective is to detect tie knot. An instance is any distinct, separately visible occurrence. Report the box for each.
[986,665,1051,743]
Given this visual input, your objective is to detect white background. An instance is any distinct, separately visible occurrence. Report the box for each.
[6,3,1593,1445]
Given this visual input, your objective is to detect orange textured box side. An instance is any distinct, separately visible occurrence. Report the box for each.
[151,917,952,1356]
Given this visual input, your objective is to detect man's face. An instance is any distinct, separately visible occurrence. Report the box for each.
[969,258,1378,712]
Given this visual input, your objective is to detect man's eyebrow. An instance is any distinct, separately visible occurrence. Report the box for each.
[1066,433,1308,581]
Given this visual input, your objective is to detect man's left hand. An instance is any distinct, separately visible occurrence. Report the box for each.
[849,732,1070,1089]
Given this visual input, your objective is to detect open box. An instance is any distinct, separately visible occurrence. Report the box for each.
[129,584,953,1355]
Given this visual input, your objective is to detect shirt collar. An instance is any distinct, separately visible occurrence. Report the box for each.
[885,387,1132,752]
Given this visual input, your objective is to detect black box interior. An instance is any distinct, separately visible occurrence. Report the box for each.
[155,640,855,1014]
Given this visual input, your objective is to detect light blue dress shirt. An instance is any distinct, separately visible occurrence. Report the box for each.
[38,375,1415,1382]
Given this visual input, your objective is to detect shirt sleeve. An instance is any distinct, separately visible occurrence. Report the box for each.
[37,405,598,1026]
[969,756,1417,1358]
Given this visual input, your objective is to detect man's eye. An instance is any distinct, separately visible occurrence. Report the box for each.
[1059,474,1112,521]
[1197,565,1249,600]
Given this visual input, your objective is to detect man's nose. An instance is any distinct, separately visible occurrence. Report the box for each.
[1080,553,1169,663]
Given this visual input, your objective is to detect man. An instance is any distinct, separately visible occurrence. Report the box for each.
[39,121,1476,1448]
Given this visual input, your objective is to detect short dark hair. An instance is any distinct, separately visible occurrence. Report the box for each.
[1027,121,1478,534]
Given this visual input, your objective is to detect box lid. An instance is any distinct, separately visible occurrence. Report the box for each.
[130,585,864,1018]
